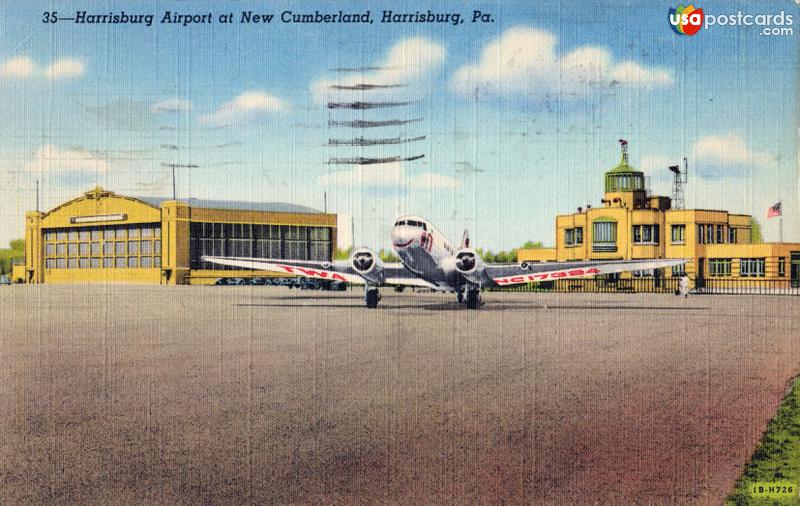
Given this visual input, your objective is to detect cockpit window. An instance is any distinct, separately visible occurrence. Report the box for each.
[395,220,427,230]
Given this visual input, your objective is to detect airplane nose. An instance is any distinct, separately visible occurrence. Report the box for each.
[392,226,415,248]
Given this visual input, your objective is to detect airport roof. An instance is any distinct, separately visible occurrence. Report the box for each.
[134,196,323,214]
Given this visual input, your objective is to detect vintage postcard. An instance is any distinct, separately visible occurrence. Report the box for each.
[1,1,798,504]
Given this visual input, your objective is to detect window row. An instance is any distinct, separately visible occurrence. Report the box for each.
[45,240,161,258]
[189,222,331,241]
[189,236,331,269]
[707,258,766,277]
[44,224,161,242]
[697,223,737,245]
[45,256,162,269]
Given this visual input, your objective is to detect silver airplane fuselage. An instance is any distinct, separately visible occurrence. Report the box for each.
[390,216,460,290]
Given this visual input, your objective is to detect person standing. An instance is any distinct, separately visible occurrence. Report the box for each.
[679,274,690,298]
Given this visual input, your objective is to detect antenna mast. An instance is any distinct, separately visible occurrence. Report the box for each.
[669,157,688,210]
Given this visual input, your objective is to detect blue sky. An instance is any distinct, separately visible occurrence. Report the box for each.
[0,0,797,250]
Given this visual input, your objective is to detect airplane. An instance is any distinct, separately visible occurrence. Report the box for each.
[202,216,688,309]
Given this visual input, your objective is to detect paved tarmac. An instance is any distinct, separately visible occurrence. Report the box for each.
[1,285,798,504]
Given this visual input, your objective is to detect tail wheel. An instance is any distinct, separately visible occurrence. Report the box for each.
[466,289,481,309]
[366,288,380,309]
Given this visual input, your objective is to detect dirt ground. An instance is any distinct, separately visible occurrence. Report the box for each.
[1,285,798,505]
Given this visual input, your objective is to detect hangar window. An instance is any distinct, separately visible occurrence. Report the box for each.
[141,257,152,268]
[672,264,686,277]
[115,257,126,268]
[46,259,55,269]
[44,222,163,270]
[67,258,77,269]
[189,221,332,269]
[56,258,66,269]
[716,225,724,244]
[728,227,737,243]
[779,257,786,277]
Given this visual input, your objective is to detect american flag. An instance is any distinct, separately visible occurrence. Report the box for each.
[767,202,782,218]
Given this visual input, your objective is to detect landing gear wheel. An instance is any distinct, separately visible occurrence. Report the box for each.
[365,288,380,309]
[457,291,464,304]
[466,289,481,309]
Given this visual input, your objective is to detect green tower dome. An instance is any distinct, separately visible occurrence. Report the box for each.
[605,140,645,193]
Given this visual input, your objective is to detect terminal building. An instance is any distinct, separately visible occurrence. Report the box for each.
[22,186,336,285]
[517,142,800,291]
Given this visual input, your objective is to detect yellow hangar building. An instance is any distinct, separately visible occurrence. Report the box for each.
[22,186,337,285]
[518,143,800,291]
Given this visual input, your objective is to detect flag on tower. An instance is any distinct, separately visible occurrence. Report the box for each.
[767,202,782,218]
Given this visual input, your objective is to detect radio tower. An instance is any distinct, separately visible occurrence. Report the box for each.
[668,157,688,210]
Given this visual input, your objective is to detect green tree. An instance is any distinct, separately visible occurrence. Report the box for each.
[0,239,24,275]
[334,246,353,260]
[750,218,763,243]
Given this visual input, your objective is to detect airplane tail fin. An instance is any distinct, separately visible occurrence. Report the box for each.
[460,229,470,249]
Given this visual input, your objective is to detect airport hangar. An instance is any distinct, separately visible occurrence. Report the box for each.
[20,186,337,285]
[517,142,800,289]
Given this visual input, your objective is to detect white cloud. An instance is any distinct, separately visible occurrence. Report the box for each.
[318,162,460,193]
[451,27,673,97]
[150,98,193,113]
[311,37,446,103]
[1,56,85,80]
[24,144,109,174]
[0,56,34,78]
[199,90,287,126]
[640,133,776,181]
[43,58,84,79]
[694,133,774,168]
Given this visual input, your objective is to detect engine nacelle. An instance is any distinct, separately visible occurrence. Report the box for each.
[454,248,490,285]
[351,248,385,284]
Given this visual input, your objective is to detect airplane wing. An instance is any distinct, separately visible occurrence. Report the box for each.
[486,258,688,287]
[201,255,438,288]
